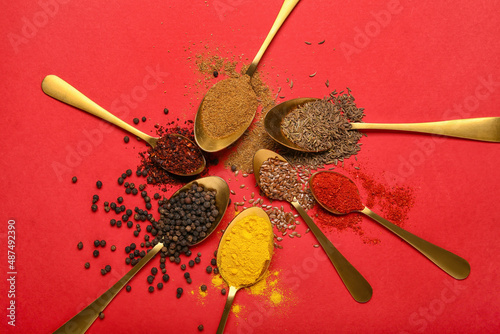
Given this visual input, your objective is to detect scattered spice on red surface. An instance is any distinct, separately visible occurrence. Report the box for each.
[311,172,364,214]
[313,166,415,244]
[315,208,380,245]
[138,123,211,190]
[149,134,204,175]
[350,169,415,227]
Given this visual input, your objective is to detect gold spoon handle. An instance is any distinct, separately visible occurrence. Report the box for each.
[245,0,300,77]
[53,243,164,334]
[216,285,239,334]
[292,201,373,303]
[361,207,470,279]
[351,117,500,142]
[41,75,157,146]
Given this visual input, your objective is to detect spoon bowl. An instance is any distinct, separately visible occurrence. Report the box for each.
[216,207,273,334]
[52,176,230,334]
[265,97,500,151]
[309,171,471,280]
[42,75,206,176]
[194,0,300,153]
[253,149,372,303]
[263,97,323,152]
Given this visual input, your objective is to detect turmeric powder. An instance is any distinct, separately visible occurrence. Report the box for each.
[218,214,273,287]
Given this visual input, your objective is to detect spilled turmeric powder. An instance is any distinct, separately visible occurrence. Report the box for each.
[218,214,273,287]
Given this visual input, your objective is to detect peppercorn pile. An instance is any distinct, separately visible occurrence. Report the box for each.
[151,183,219,262]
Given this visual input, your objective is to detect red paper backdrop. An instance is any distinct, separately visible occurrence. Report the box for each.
[1,0,499,333]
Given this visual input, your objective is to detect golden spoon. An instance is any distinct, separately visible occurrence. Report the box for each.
[41,75,206,176]
[253,149,372,303]
[309,171,470,280]
[216,207,274,334]
[194,0,300,152]
[264,97,500,152]
[52,176,230,334]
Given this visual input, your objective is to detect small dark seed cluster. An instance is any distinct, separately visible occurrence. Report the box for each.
[151,183,219,263]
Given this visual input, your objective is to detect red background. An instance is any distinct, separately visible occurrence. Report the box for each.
[1,0,499,333]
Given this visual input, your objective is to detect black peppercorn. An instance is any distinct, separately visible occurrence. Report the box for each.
[213,70,218,77]
[105,265,111,272]
[157,282,163,290]
[162,274,170,282]
[93,250,99,257]
[84,262,90,269]
[91,204,98,212]
[189,260,195,268]
[96,180,102,189]
[72,176,77,183]
[163,108,169,115]
[126,285,131,292]
[200,284,207,292]
[94,240,100,247]
[151,267,158,275]
[77,242,83,250]
[221,288,226,295]
[100,240,106,247]
[206,266,212,274]
[133,118,139,124]
[148,286,154,293]
[142,116,146,122]
[124,136,129,143]
[198,324,204,331]
[147,275,154,284]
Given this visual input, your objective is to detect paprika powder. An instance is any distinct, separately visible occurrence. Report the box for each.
[311,171,364,214]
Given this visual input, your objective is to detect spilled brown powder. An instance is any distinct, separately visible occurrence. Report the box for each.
[200,75,258,139]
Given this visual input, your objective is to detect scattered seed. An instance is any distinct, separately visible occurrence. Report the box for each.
[309,72,317,77]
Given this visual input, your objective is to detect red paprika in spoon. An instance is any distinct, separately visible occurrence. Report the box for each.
[310,171,364,214]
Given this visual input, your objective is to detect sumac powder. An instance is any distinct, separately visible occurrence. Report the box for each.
[311,172,364,214]
[150,134,204,175]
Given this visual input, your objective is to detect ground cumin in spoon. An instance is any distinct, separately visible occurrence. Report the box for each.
[200,75,258,139]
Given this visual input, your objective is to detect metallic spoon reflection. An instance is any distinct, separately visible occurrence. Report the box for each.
[264,97,500,152]
[194,0,300,153]
[253,149,372,303]
[309,171,470,280]
[52,176,230,334]
[216,207,273,334]
[42,75,206,176]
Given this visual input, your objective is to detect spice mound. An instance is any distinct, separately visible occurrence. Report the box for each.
[149,134,204,175]
[282,94,363,152]
[218,215,273,287]
[200,75,258,139]
[259,157,315,210]
[151,183,219,261]
[311,172,363,214]
[281,90,365,169]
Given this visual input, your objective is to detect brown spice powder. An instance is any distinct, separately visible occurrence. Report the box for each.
[200,75,258,139]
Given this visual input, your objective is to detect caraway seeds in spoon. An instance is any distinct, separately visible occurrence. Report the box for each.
[281,90,365,157]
